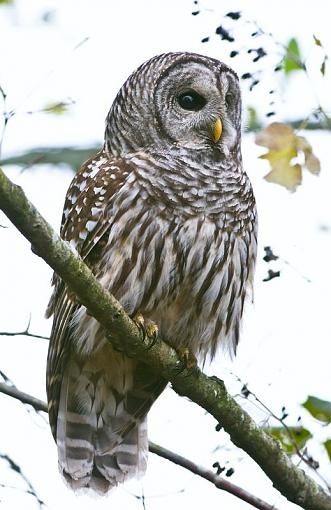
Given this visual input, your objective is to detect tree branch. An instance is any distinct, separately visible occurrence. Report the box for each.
[0,329,49,340]
[0,453,45,508]
[0,381,279,510]
[0,316,49,340]
[148,442,279,510]
[0,166,330,510]
[0,383,47,412]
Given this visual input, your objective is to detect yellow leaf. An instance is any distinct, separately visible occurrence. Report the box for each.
[296,135,321,174]
[256,123,320,191]
[305,153,321,174]
[296,135,312,152]
[264,163,302,192]
[255,122,295,151]
[259,146,297,164]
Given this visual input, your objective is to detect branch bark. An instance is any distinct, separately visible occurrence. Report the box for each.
[0,166,330,510]
[0,382,279,510]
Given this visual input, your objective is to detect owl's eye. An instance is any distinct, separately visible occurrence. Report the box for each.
[177,91,207,111]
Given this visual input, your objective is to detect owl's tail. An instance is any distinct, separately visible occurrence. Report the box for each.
[55,351,165,493]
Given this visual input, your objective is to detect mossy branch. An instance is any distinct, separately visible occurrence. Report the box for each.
[0,166,330,510]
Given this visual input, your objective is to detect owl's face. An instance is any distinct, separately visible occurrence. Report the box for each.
[105,53,241,157]
[154,58,241,153]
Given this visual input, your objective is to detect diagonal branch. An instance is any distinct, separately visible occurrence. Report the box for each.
[0,453,45,508]
[148,442,279,510]
[0,382,47,412]
[0,166,330,510]
[0,381,278,510]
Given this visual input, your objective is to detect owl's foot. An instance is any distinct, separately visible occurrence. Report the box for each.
[133,313,159,349]
[175,347,197,371]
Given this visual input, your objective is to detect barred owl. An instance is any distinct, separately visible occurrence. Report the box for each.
[46,52,257,493]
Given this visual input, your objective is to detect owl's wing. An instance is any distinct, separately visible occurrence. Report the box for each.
[46,149,135,434]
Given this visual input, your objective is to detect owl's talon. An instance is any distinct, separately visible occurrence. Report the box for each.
[176,347,197,371]
[145,322,159,349]
[133,314,159,349]
[133,313,146,341]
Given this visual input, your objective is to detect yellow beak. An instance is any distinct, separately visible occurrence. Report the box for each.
[213,118,223,143]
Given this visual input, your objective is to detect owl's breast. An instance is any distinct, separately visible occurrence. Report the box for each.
[91,186,256,358]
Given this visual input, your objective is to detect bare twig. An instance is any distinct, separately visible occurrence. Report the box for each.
[0,382,47,412]
[0,316,49,340]
[0,83,8,159]
[0,381,278,510]
[0,167,331,509]
[0,329,49,340]
[0,369,13,384]
[149,442,280,510]
[0,453,45,508]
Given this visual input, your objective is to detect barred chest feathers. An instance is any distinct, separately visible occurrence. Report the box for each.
[72,150,257,361]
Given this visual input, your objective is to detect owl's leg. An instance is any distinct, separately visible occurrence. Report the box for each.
[132,313,159,349]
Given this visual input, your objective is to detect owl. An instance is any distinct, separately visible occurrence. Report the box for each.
[46,52,257,493]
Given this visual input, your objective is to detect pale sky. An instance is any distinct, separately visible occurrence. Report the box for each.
[0,2,330,510]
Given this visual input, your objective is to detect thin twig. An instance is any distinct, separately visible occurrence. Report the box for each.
[0,83,8,159]
[0,315,49,340]
[238,382,330,490]
[0,330,49,340]
[149,442,280,510]
[0,453,45,508]
[0,383,47,412]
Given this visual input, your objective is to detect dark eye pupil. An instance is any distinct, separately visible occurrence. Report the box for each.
[177,91,206,111]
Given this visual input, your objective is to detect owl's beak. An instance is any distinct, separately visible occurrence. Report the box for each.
[213,118,223,143]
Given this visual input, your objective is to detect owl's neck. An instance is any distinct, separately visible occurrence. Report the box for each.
[119,145,250,221]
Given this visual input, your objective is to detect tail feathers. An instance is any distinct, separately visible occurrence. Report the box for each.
[56,360,150,493]
[94,418,148,487]
[59,419,148,494]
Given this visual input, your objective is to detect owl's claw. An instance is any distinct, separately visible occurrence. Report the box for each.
[145,322,159,346]
[133,313,145,337]
[133,313,159,349]
[176,347,197,371]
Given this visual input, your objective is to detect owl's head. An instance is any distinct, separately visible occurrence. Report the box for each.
[105,52,241,157]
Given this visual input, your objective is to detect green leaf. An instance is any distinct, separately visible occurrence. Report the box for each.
[268,426,312,455]
[0,0,13,4]
[313,35,322,47]
[246,106,261,131]
[283,38,305,75]
[42,101,70,115]
[324,439,331,461]
[302,396,331,423]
